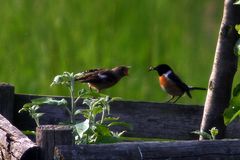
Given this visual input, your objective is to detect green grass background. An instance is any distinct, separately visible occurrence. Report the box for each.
[0,0,226,104]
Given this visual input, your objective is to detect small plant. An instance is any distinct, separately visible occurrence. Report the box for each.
[74,93,130,144]
[223,25,240,125]
[19,97,67,127]
[192,127,219,140]
[51,72,80,124]
[19,71,130,144]
[223,85,240,125]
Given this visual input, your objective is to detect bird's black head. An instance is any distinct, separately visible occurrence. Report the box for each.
[148,64,172,76]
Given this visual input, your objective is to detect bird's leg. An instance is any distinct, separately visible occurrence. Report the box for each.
[89,87,92,92]
[166,96,175,103]
[173,95,183,103]
[88,84,93,92]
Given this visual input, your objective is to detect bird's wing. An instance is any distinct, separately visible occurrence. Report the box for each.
[168,72,190,92]
[75,68,103,81]
[76,69,116,83]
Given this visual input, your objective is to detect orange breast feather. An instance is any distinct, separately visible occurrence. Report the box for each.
[159,76,183,96]
[159,76,168,88]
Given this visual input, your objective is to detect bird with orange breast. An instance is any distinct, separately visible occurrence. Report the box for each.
[75,66,130,92]
[149,64,206,103]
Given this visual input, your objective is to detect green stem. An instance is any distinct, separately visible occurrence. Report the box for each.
[74,95,81,104]
[69,79,75,124]
[35,118,40,127]
[100,107,105,124]
[86,133,89,144]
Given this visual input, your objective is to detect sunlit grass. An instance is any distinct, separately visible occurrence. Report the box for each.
[0,0,224,105]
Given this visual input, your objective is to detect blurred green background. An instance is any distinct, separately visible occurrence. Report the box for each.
[0,0,225,104]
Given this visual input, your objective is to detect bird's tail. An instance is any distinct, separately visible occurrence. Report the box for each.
[189,86,207,91]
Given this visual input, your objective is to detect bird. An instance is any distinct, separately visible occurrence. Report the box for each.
[148,64,206,103]
[75,66,130,92]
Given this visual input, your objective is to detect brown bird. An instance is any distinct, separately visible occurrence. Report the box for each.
[75,66,130,92]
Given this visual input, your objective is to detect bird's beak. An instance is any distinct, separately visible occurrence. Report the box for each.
[125,66,131,76]
[122,66,130,76]
[148,66,155,71]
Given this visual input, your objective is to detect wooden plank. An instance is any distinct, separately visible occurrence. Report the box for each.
[0,83,14,122]
[36,125,73,160]
[13,93,240,139]
[55,140,240,160]
[109,101,203,140]
[0,114,39,160]
[14,94,203,140]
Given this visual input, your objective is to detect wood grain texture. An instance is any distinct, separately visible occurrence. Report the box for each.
[14,94,203,140]
[36,125,73,160]
[13,94,240,139]
[55,140,240,160]
[0,114,39,160]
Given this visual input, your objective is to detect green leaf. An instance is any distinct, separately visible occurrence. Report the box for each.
[75,119,89,138]
[109,97,122,102]
[80,90,108,99]
[81,109,90,118]
[46,98,68,106]
[74,109,82,116]
[22,130,36,136]
[95,124,111,136]
[234,0,240,5]
[51,72,74,86]
[83,99,91,106]
[92,106,103,116]
[92,97,105,107]
[32,113,44,119]
[18,103,32,113]
[112,131,126,137]
[78,88,88,96]
[31,105,40,110]
[51,75,64,86]
[234,38,240,56]
[31,97,51,104]
[103,117,120,122]
[191,130,212,140]
[233,83,240,97]
[95,135,121,144]
[224,97,240,125]
[210,127,218,140]
[108,122,133,130]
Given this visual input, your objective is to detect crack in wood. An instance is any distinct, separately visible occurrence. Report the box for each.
[5,133,18,159]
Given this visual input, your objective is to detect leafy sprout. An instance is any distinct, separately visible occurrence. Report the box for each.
[20,71,130,144]
[234,0,240,5]
[19,97,67,127]
[192,127,218,140]
[74,92,131,144]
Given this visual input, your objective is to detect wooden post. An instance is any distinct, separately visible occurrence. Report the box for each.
[36,125,73,160]
[0,83,14,122]
[0,114,39,160]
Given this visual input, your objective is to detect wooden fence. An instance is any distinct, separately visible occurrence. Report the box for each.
[0,83,240,160]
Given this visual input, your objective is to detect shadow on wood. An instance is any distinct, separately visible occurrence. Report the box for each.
[13,93,240,140]
[36,125,73,160]
[55,140,240,160]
